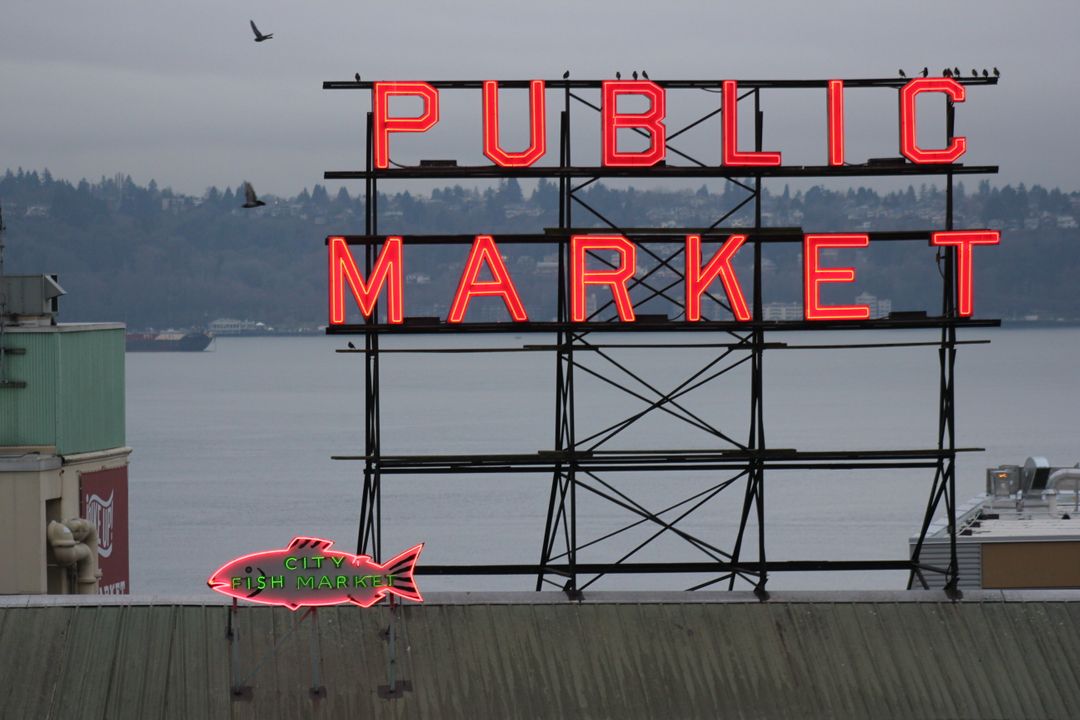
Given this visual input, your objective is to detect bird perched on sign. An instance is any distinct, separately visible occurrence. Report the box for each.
[943,68,952,77]
[615,71,621,80]
[982,69,989,78]
[241,182,266,209]
[898,69,907,78]
[920,67,929,77]
[972,69,978,77]
[993,67,1000,77]
[250,20,273,42]
[355,73,361,83]
[641,70,649,79]
[953,67,961,78]
[632,71,638,80]
[562,70,570,79]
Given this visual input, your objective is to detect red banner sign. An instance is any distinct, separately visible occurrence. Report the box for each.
[79,466,129,595]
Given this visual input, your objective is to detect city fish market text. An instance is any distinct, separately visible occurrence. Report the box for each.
[208,537,424,610]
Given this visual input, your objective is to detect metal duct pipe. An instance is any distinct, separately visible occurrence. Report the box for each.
[1048,469,1080,514]
[46,519,101,594]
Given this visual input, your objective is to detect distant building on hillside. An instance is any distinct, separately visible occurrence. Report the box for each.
[854,293,893,319]
[762,302,803,321]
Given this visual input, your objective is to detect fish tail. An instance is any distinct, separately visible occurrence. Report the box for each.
[380,544,424,603]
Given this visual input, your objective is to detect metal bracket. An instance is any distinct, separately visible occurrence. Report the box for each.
[563,583,584,602]
[944,583,964,602]
[377,679,413,699]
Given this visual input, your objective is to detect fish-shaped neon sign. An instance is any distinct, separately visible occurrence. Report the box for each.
[208,536,423,610]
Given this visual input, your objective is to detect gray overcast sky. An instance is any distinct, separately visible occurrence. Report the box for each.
[1,0,1077,196]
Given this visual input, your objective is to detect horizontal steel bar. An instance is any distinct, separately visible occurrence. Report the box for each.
[366,462,943,474]
[334,342,785,354]
[326,318,1001,335]
[324,78,999,90]
[326,164,998,180]
[341,448,983,462]
[325,229,954,245]
[413,560,916,575]
[331,449,982,475]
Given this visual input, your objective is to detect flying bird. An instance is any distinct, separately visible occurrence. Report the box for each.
[993,67,1000,77]
[241,182,266,209]
[250,20,273,42]
[898,69,907,78]
[920,67,929,77]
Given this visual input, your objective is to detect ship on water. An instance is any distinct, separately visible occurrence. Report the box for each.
[125,330,213,352]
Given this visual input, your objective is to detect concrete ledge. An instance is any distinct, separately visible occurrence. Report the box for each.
[6,588,1080,607]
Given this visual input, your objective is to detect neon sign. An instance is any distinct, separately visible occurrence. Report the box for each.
[328,231,999,324]
[330,76,1000,326]
[208,537,424,610]
[369,77,972,168]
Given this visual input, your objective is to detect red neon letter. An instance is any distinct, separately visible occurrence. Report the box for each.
[448,235,529,322]
[803,234,870,321]
[328,236,403,325]
[601,81,666,167]
[482,80,546,167]
[722,80,782,167]
[931,230,1000,317]
[373,82,439,170]
[827,80,845,166]
[899,78,967,164]
[685,234,751,322]
[571,235,637,322]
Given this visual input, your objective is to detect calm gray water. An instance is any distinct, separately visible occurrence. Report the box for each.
[127,328,1080,595]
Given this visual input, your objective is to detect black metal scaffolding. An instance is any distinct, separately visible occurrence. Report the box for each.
[324,76,999,595]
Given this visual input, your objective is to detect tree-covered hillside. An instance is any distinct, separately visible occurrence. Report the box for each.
[4,169,1079,327]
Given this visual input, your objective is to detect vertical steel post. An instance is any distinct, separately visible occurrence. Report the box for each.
[358,110,383,560]
[227,598,251,699]
[943,97,960,594]
[538,81,579,596]
[387,597,398,691]
[308,608,325,699]
[564,85,579,597]
[728,88,767,593]
[752,90,768,596]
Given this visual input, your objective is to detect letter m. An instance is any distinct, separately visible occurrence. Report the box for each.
[328,236,404,324]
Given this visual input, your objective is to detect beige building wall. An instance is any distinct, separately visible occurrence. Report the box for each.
[0,447,130,594]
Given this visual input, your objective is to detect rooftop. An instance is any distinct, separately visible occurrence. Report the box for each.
[3,591,1080,719]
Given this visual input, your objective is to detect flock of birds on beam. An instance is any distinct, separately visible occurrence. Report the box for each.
[899,67,1000,78]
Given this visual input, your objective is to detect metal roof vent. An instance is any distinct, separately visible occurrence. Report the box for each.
[0,274,65,326]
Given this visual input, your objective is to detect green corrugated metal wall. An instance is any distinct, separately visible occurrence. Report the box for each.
[0,327,124,454]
